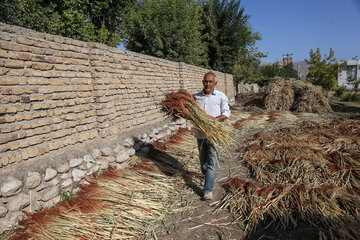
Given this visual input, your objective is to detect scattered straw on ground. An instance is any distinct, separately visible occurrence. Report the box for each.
[217,116,360,239]
[4,129,201,240]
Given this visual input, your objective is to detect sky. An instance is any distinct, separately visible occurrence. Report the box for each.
[241,0,360,63]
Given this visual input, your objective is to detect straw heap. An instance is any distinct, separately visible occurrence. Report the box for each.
[236,78,333,113]
[263,77,295,111]
[162,90,235,152]
[217,117,360,239]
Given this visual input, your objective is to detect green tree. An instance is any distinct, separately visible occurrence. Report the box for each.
[123,0,207,66]
[230,38,267,85]
[305,48,342,91]
[201,0,255,73]
[0,0,60,33]
[257,62,298,86]
[0,0,134,47]
[261,63,281,77]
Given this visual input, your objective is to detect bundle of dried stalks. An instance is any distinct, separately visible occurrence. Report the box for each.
[237,77,333,113]
[262,77,295,111]
[291,81,332,113]
[162,90,236,152]
[243,118,360,188]
[219,117,360,239]
[218,179,360,239]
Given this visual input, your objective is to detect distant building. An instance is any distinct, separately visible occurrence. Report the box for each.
[338,59,360,89]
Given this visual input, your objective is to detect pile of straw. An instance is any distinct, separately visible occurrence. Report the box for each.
[217,117,360,239]
[236,78,332,113]
[162,90,235,152]
[263,77,295,111]
[291,80,332,113]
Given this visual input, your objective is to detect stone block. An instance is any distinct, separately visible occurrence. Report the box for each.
[25,171,41,189]
[41,186,58,202]
[16,36,35,45]
[72,169,86,183]
[91,149,101,159]
[83,155,94,163]
[61,179,73,189]
[116,151,129,163]
[59,172,71,180]
[100,147,113,156]
[44,168,57,181]
[69,158,83,168]
[0,206,8,218]
[57,162,70,173]
[105,156,116,163]
[1,177,22,197]
[7,193,30,212]
[98,159,109,170]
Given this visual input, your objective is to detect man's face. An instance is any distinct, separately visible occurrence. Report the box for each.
[202,74,217,95]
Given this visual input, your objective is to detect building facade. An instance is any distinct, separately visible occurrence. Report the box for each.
[338,60,360,89]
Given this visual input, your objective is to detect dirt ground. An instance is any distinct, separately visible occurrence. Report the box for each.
[154,99,360,240]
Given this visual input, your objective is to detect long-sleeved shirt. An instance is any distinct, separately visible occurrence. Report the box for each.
[194,89,231,139]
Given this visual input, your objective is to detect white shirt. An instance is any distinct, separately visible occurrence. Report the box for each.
[194,89,231,139]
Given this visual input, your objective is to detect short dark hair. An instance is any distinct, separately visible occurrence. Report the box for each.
[203,72,217,82]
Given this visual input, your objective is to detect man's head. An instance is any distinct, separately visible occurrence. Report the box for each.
[203,72,217,95]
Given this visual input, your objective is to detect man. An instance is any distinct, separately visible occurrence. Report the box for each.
[194,72,231,200]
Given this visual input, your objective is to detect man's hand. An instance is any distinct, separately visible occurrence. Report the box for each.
[208,115,227,122]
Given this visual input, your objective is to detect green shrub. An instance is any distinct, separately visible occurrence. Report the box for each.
[341,92,360,102]
[335,86,347,97]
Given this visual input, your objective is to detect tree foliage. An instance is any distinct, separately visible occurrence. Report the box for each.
[0,0,265,72]
[230,39,266,84]
[201,0,255,73]
[306,48,342,91]
[256,62,298,86]
[123,0,207,66]
[346,71,360,92]
[0,0,134,47]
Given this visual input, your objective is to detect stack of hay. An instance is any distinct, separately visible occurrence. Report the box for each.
[263,77,294,111]
[236,78,333,113]
[291,80,332,113]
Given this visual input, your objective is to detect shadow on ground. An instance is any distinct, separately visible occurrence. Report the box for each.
[330,101,360,113]
[136,144,203,197]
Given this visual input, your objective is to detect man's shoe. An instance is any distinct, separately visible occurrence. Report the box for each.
[203,192,213,200]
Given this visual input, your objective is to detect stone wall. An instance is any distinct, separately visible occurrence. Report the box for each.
[0,23,236,232]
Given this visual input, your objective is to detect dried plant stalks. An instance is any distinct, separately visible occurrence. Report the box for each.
[218,179,360,239]
[6,128,201,240]
[263,77,295,111]
[162,90,236,152]
[236,77,333,113]
[218,117,360,239]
